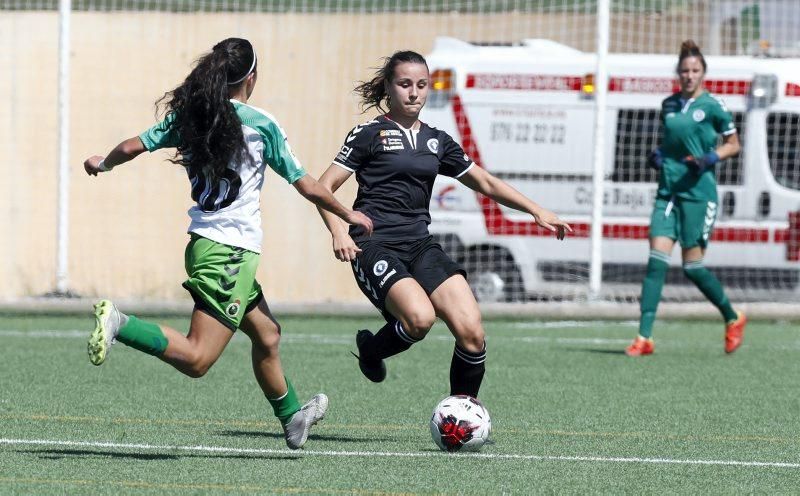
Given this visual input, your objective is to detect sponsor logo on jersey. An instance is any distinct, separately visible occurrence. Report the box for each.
[381,137,405,151]
[336,145,353,162]
[427,138,439,153]
[373,260,389,276]
[379,269,397,288]
[225,299,241,318]
[463,153,470,162]
[380,130,402,137]
[692,109,706,122]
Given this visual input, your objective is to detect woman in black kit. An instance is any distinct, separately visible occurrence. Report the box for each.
[317,51,571,398]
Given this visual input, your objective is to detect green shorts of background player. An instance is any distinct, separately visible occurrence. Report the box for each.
[626,39,746,357]
[81,38,372,449]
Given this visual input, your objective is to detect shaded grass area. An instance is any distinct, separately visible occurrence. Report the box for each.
[1,314,798,493]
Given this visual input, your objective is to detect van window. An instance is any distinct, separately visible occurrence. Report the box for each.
[612,109,745,186]
[767,113,800,191]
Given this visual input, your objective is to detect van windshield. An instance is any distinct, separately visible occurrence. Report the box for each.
[768,113,800,191]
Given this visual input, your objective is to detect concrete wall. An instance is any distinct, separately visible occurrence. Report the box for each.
[0,11,551,303]
[0,10,708,303]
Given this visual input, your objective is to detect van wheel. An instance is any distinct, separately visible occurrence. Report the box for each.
[463,249,525,302]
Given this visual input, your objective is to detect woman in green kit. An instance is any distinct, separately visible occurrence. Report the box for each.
[626,40,746,356]
[82,38,373,448]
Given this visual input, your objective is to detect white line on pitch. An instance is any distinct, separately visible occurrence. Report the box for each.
[2,438,799,469]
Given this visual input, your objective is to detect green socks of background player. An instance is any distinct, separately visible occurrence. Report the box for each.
[640,252,739,338]
[267,377,302,424]
[638,250,670,339]
[116,315,169,356]
[683,260,738,323]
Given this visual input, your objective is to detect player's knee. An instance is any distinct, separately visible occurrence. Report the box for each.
[184,355,212,378]
[458,323,485,353]
[253,323,281,356]
[404,309,436,339]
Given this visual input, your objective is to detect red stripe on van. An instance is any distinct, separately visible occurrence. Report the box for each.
[451,94,775,245]
[786,83,800,96]
[465,74,749,95]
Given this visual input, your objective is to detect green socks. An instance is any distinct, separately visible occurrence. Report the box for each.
[117,315,169,356]
[639,250,670,338]
[267,377,301,423]
[683,260,738,322]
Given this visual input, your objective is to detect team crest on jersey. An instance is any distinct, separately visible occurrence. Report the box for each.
[692,109,706,122]
[427,138,439,153]
[373,260,389,276]
[226,299,241,318]
[463,153,470,163]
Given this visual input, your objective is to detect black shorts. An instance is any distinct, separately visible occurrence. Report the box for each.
[351,235,465,322]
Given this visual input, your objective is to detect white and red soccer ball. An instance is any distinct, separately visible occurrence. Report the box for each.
[430,395,492,452]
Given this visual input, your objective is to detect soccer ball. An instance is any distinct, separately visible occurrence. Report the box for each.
[429,395,491,452]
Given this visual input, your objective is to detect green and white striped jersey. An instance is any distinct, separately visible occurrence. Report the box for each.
[139,100,306,253]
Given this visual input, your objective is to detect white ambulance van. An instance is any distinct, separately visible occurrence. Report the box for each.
[422,37,800,301]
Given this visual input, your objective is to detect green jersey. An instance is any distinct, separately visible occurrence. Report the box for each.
[657,91,736,201]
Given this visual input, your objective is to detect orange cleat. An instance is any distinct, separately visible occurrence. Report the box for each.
[625,336,654,357]
[725,311,747,354]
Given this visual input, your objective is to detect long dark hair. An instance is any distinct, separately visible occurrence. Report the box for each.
[354,50,428,114]
[677,39,707,73]
[157,38,257,181]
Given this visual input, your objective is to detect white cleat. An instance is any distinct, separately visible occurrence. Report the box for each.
[282,393,328,450]
[88,299,124,366]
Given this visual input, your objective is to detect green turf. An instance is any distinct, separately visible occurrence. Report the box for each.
[1,313,798,494]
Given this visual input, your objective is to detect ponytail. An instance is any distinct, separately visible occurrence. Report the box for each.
[156,38,257,182]
[677,39,707,72]
[354,50,428,114]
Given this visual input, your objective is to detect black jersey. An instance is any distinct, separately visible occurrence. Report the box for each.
[333,115,474,242]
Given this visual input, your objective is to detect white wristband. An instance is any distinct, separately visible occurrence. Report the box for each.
[98,159,111,172]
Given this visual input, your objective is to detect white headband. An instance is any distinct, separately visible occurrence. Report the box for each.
[228,52,257,85]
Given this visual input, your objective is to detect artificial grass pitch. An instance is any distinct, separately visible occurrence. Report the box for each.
[1,314,798,494]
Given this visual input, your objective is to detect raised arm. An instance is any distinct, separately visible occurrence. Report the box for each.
[83,136,147,176]
[458,165,571,239]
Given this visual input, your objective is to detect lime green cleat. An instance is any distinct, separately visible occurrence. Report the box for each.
[88,300,124,366]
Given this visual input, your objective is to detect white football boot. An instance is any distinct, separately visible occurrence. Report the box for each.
[282,394,328,450]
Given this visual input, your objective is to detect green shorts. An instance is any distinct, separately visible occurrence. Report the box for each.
[649,196,718,249]
[182,234,262,331]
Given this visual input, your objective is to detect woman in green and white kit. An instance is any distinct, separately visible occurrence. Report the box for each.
[626,40,746,356]
[82,38,373,448]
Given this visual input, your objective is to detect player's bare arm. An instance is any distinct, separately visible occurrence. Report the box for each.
[83,136,147,176]
[316,164,362,262]
[293,174,373,237]
[458,164,571,239]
